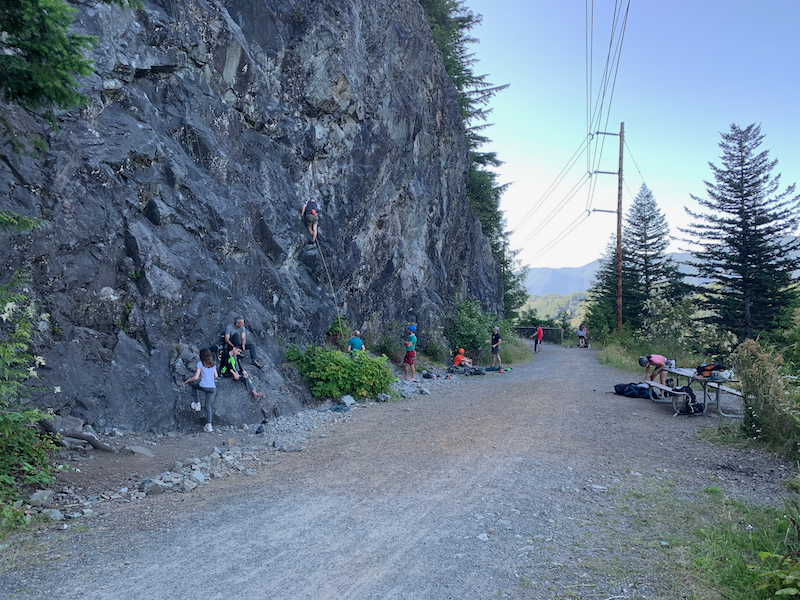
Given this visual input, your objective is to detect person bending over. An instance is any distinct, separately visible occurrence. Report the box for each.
[640,354,667,385]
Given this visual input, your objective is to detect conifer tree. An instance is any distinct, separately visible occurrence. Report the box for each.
[0,0,136,149]
[623,184,685,316]
[682,123,800,340]
[419,0,522,317]
[584,237,640,335]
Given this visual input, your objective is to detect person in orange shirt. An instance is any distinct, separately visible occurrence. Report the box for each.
[452,348,473,368]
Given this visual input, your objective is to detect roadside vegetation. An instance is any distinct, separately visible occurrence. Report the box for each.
[576,122,800,597]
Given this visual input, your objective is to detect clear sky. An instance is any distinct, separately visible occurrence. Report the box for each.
[465,0,800,268]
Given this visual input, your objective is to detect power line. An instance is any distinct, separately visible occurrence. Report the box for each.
[524,210,593,264]
[513,136,590,232]
[517,173,592,247]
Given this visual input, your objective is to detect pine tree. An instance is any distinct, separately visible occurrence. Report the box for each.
[682,123,800,340]
[623,184,685,318]
[584,237,640,336]
[0,0,136,149]
[419,0,521,318]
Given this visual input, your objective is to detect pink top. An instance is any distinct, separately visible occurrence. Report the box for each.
[649,354,666,366]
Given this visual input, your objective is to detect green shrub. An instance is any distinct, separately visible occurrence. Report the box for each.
[0,269,63,526]
[751,495,800,597]
[445,300,496,360]
[326,316,350,351]
[734,339,800,459]
[286,344,395,399]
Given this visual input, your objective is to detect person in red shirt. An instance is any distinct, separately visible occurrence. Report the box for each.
[452,348,473,367]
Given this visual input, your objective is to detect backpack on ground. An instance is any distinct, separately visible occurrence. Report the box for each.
[614,383,650,399]
[677,385,702,414]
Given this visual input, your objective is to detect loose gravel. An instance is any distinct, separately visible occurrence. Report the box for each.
[0,343,794,600]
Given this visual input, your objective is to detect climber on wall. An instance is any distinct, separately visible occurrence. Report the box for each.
[301,196,320,244]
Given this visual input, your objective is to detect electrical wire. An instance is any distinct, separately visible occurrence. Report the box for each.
[513,137,590,232]
[524,210,593,264]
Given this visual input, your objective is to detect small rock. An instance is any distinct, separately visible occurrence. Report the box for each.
[140,479,166,495]
[121,445,155,458]
[191,471,206,484]
[43,509,64,521]
[376,393,390,402]
[339,395,355,407]
[182,479,198,492]
[418,388,431,395]
[590,485,608,493]
[477,533,489,542]
[29,490,54,507]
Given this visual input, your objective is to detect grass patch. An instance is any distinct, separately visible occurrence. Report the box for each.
[571,471,793,599]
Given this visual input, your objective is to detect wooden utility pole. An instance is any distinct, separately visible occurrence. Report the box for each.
[616,122,624,336]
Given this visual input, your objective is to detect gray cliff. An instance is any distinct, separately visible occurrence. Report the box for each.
[0,0,503,432]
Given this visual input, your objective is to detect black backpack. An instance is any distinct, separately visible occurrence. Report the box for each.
[614,383,650,398]
[677,386,702,414]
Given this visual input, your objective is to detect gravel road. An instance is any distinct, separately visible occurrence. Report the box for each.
[0,343,793,600]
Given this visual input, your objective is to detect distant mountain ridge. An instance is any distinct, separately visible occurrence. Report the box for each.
[524,261,600,296]
[525,252,694,296]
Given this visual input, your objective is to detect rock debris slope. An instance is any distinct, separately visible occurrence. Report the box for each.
[0,0,502,431]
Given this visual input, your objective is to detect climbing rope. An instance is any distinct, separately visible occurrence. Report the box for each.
[314,238,345,344]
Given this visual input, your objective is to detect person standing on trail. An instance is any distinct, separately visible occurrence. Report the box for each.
[577,323,588,348]
[535,325,543,353]
[487,326,502,368]
[301,197,320,244]
[404,325,417,381]
[640,354,667,385]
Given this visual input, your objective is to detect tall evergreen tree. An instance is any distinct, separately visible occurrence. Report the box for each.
[584,237,640,335]
[623,184,685,317]
[682,123,800,340]
[419,0,523,318]
[0,0,136,150]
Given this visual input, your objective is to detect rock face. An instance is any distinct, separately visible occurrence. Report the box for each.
[0,0,503,432]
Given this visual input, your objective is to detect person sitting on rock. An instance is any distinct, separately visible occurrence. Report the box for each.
[452,348,473,368]
[220,346,264,399]
[224,316,262,369]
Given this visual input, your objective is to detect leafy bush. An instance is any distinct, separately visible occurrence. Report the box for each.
[752,495,800,597]
[368,325,405,363]
[445,300,496,359]
[733,339,800,459]
[286,344,395,399]
[326,316,350,351]
[0,270,62,515]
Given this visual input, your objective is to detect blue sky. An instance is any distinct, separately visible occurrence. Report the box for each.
[465,0,800,268]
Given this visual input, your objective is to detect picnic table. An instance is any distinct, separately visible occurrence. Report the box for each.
[662,366,743,418]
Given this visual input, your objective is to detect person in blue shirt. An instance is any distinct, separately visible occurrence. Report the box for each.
[347,330,365,354]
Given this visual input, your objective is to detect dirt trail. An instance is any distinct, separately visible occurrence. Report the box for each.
[0,344,793,600]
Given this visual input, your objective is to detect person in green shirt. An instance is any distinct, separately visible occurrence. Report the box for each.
[220,346,264,399]
[404,325,417,381]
